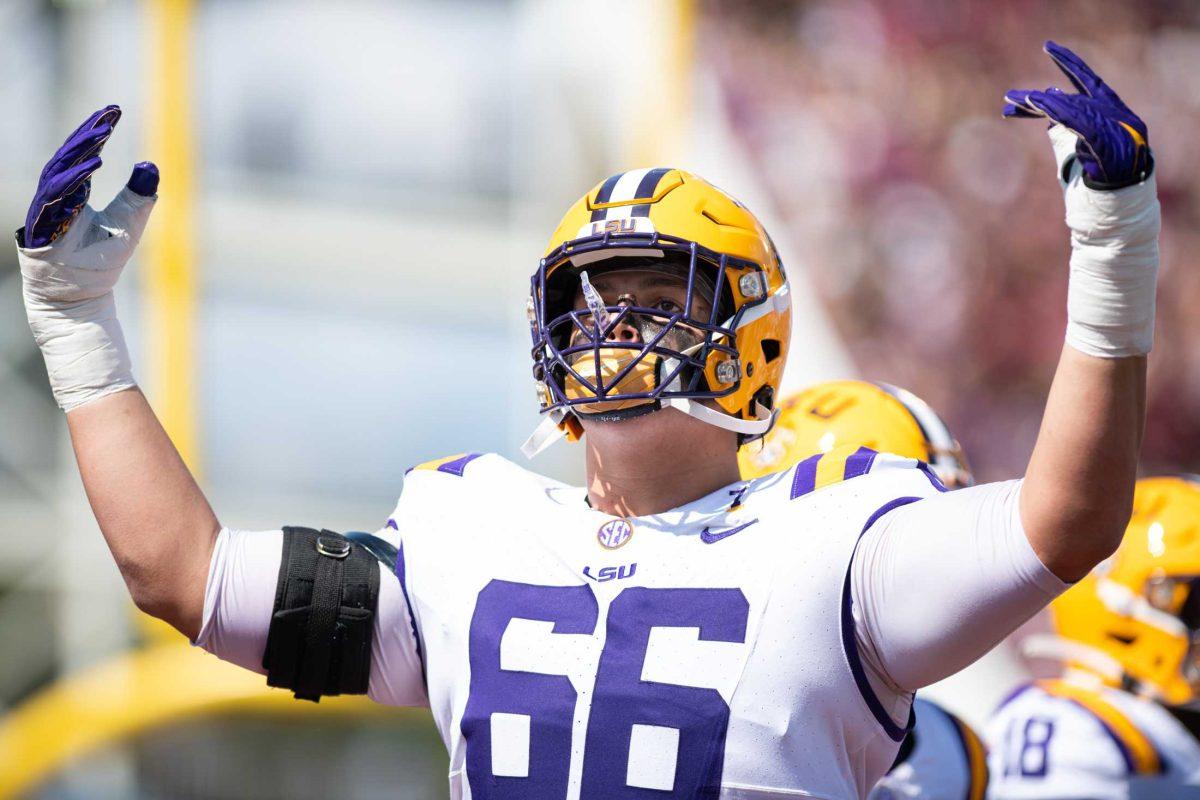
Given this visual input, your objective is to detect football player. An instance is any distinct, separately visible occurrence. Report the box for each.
[986,476,1200,798]
[16,42,1158,797]
[740,379,986,800]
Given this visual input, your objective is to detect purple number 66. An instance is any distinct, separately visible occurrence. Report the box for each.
[461,580,749,799]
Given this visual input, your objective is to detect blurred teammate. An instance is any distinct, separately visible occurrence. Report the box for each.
[741,379,986,800]
[986,477,1200,798]
[16,43,1158,797]
[738,379,973,490]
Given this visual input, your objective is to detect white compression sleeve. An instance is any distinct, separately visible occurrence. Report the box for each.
[196,527,427,707]
[850,480,1069,695]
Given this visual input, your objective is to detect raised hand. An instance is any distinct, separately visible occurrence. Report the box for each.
[1003,40,1152,189]
[18,105,159,410]
[19,105,159,307]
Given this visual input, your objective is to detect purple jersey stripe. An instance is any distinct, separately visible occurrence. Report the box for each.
[842,446,878,482]
[394,543,427,685]
[841,495,923,742]
[917,461,949,492]
[994,682,1036,712]
[437,452,483,477]
[790,453,822,499]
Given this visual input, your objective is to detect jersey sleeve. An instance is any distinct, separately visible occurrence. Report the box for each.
[194,526,427,707]
[851,478,1069,694]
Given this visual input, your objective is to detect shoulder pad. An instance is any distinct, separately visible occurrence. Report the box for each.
[788,445,945,500]
[1037,679,1163,776]
[406,452,484,477]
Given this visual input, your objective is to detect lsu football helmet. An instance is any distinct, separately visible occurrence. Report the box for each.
[524,168,792,456]
[738,379,973,488]
[1048,476,1200,706]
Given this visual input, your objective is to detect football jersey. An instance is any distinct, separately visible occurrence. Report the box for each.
[869,698,988,800]
[985,679,1200,799]
[383,447,943,799]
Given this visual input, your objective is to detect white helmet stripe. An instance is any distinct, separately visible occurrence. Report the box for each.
[602,168,654,220]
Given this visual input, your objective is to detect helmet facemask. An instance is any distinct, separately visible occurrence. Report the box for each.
[1142,574,1200,706]
[532,242,742,428]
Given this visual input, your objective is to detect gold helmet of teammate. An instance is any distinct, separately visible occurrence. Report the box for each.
[524,168,792,456]
[739,379,973,488]
[1050,476,1200,706]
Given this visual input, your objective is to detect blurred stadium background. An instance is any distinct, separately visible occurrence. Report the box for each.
[0,0,1196,797]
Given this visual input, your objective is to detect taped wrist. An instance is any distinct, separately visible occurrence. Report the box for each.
[263,527,380,702]
[1063,168,1160,358]
[17,228,135,410]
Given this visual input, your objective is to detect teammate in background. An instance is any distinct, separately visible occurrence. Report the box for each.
[986,477,1200,798]
[738,380,973,490]
[740,379,986,800]
[16,43,1158,797]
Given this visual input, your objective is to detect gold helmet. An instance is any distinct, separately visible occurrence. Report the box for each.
[738,379,973,488]
[524,168,792,455]
[1050,476,1200,706]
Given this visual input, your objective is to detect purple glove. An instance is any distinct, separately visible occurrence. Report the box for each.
[21,105,160,248]
[1003,41,1152,190]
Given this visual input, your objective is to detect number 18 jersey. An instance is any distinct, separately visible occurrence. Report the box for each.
[382,448,942,799]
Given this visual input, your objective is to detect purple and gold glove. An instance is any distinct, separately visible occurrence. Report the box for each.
[1003,40,1152,190]
[21,104,159,248]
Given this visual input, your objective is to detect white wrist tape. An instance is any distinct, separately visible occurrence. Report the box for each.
[1048,125,1161,358]
[21,287,135,411]
[18,187,155,410]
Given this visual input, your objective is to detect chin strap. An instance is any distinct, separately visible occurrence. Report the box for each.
[521,408,570,459]
[660,397,775,436]
[521,399,775,460]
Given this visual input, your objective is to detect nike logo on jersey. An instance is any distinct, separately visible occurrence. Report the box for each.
[700,519,759,544]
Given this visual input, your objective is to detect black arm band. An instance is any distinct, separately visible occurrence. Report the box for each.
[263,527,380,702]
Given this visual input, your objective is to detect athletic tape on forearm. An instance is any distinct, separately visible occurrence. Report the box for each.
[1051,127,1161,358]
[21,290,135,411]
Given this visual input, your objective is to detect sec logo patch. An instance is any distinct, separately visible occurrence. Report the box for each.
[597,518,634,549]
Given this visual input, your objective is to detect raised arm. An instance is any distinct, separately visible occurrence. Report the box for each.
[18,106,217,638]
[1004,41,1158,581]
[67,391,218,638]
[848,43,1160,697]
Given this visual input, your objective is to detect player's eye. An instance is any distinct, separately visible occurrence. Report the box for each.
[653,298,684,314]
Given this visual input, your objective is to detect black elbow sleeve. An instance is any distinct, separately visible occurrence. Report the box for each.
[263,527,380,702]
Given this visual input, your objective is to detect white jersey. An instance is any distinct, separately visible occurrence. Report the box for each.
[388,448,937,799]
[869,698,988,800]
[985,679,1200,799]
[197,445,1066,799]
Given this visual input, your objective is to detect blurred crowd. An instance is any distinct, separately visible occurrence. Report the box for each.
[706,0,1200,481]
